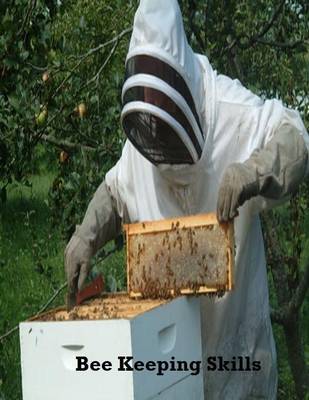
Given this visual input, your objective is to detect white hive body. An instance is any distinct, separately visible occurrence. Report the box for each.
[20,214,234,399]
[20,296,204,400]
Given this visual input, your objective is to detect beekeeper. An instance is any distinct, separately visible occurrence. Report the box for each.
[65,1,309,398]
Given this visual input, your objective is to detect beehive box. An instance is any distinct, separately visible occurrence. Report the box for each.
[125,213,234,298]
[20,295,204,400]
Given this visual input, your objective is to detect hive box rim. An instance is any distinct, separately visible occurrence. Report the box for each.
[23,293,171,323]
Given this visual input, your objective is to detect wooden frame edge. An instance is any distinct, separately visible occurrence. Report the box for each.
[129,284,230,298]
[227,222,235,290]
[124,212,219,236]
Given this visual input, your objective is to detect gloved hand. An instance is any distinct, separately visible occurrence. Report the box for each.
[64,180,122,310]
[217,121,308,222]
[217,163,259,221]
[65,234,93,310]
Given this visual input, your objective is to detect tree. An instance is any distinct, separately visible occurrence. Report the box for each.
[0,0,53,197]
[1,0,135,238]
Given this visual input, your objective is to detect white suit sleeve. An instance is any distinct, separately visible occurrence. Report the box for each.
[105,141,138,224]
[75,178,122,256]
[214,76,309,219]
[247,106,309,214]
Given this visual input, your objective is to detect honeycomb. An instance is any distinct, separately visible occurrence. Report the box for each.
[126,213,234,299]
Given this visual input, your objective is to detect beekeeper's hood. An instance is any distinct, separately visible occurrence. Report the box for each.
[121,0,209,166]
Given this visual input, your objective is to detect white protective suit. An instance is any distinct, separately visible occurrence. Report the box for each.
[102,1,309,399]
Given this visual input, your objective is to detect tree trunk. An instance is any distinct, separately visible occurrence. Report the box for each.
[283,313,309,400]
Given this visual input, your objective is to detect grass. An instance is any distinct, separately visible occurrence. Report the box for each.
[0,173,306,399]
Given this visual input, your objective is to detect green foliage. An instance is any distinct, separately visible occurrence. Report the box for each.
[48,150,107,239]
[0,1,134,235]
[0,1,52,187]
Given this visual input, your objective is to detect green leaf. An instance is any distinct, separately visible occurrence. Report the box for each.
[7,95,20,110]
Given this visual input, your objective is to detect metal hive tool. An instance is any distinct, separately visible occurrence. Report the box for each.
[124,213,235,299]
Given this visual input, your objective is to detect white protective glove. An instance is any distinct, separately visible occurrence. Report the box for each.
[65,180,121,309]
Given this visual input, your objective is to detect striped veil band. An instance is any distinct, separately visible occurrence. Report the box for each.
[121,55,204,164]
